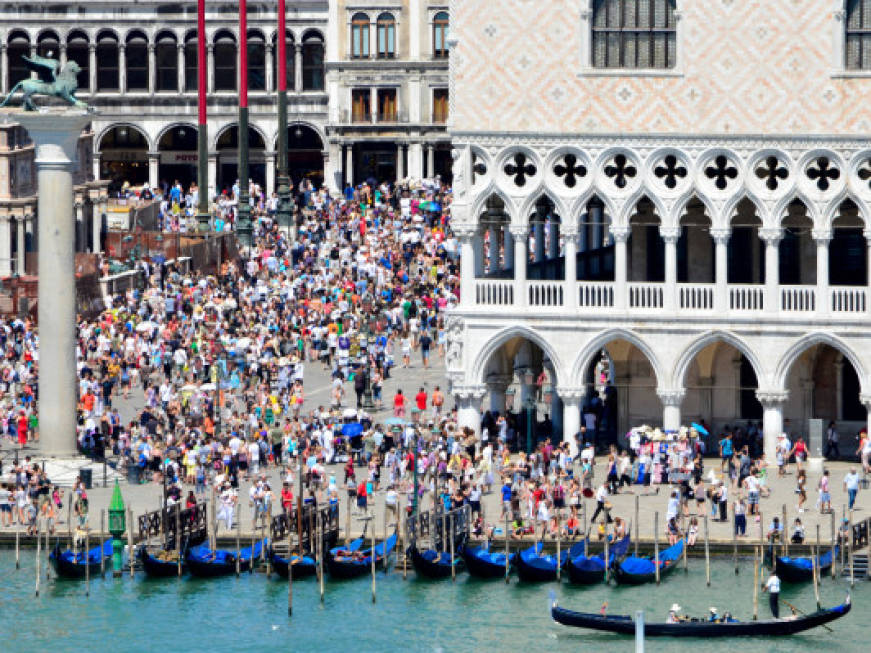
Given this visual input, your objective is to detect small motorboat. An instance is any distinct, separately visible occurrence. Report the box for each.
[408,545,463,579]
[612,538,684,585]
[460,542,514,579]
[326,533,397,580]
[49,540,113,579]
[185,539,267,578]
[773,546,837,583]
[551,594,851,637]
[565,534,631,585]
[139,546,185,578]
[516,541,585,583]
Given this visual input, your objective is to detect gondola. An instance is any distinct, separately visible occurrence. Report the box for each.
[326,533,398,579]
[139,546,186,578]
[516,541,585,583]
[185,539,267,578]
[565,534,631,585]
[408,545,463,579]
[49,539,113,579]
[612,538,684,585]
[550,594,851,637]
[269,551,317,579]
[460,542,515,579]
[773,546,837,583]
[325,537,365,563]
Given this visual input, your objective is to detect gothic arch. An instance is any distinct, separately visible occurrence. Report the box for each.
[774,333,868,394]
[471,183,516,228]
[472,325,564,387]
[571,328,666,389]
[673,330,767,391]
[517,190,569,231]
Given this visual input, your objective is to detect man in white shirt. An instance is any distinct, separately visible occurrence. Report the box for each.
[591,483,612,523]
[844,468,861,509]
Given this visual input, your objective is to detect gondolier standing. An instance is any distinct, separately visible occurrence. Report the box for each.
[762,570,781,618]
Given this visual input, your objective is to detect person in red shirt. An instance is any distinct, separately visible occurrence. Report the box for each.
[393,389,406,418]
[415,387,427,412]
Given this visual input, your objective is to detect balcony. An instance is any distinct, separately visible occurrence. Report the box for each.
[469,279,870,321]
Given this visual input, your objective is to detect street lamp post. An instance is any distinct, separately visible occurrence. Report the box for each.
[524,396,536,454]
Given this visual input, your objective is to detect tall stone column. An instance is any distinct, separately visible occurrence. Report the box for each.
[396,143,406,179]
[485,374,512,415]
[0,44,7,94]
[344,144,354,187]
[177,43,186,92]
[74,200,85,253]
[92,197,104,254]
[148,152,159,190]
[118,44,127,93]
[207,44,215,94]
[455,385,486,437]
[757,390,788,465]
[512,227,527,307]
[265,151,276,197]
[657,389,685,432]
[0,215,11,277]
[264,44,274,92]
[148,43,156,93]
[88,44,97,94]
[761,228,781,313]
[15,215,26,276]
[712,229,730,312]
[662,228,679,311]
[612,226,629,309]
[294,43,303,92]
[16,110,91,457]
[563,227,577,293]
[558,388,583,457]
[814,231,830,315]
[455,225,475,307]
[207,153,218,201]
[427,144,435,179]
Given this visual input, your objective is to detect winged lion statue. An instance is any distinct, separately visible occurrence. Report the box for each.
[0,52,91,112]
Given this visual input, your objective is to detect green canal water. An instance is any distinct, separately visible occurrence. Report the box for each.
[2,552,865,653]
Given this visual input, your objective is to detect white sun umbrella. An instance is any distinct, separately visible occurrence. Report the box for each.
[200,382,216,391]
[181,384,199,392]
[235,336,252,350]
[135,321,156,332]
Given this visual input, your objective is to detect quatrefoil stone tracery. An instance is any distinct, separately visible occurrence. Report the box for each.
[653,154,687,190]
[806,157,840,192]
[472,155,487,184]
[553,153,587,188]
[504,152,536,187]
[858,158,871,190]
[755,156,789,191]
[603,154,637,189]
[704,155,739,191]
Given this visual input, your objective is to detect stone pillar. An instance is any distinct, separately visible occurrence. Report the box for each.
[177,42,186,92]
[0,216,11,277]
[207,153,217,200]
[533,220,545,263]
[59,45,67,67]
[92,152,101,183]
[559,389,583,457]
[658,389,685,432]
[814,231,830,315]
[88,44,97,93]
[512,228,527,306]
[16,110,91,457]
[761,228,781,313]
[15,215,25,275]
[455,385,486,437]
[92,200,102,254]
[265,151,276,197]
[118,44,127,93]
[408,142,423,179]
[370,87,379,124]
[662,228,679,311]
[757,391,788,465]
[207,44,215,94]
[265,44,274,92]
[427,144,435,179]
[148,43,156,93]
[458,229,475,306]
[712,229,730,312]
[486,374,512,415]
[563,228,577,283]
[0,44,7,94]
[294,43,303,92]
[344,144,354,187]
[396,143,406,179]
[74,200,85,254]
[148,152,159,190]
[612,226,629,309]
[548,222,560,259]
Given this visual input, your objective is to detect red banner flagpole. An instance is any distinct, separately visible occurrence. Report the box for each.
[278,0,286,92]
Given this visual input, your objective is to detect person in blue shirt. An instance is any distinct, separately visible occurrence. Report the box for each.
[500,480,512,519]
[719,433,733,471]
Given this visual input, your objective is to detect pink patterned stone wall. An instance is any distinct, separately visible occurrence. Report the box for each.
[452,0,869,136]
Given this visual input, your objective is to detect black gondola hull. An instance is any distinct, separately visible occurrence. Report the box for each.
[270,553,317,579]
[460,546,512,579]
[139,547,184,578]
[565,562,606,585]
[551,600,851,637]
[516,556,559,583]
[409,547,459,579]
[185,556,250,578]
[775,558,833,583]
[326,556,381,579]
[612,559,678,585]
[49,546,107,579]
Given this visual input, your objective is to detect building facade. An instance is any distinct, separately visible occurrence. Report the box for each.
[448,0,871,460]
[0,1,450,198]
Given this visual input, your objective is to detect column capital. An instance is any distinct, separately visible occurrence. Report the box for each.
[561,225,579,239]
[710,228,730,245]
[453,384,487,401]
[451,222,476,239]
[812,230,832,243]
[660,228,680,244]
[88,43,96,53]
[859,393,871,408]
[485,373,513,391]
[755,389,789,407]
[556,386,585,403]
[294,43,303,54]
[509,225,527,240]
[759,228,782,244]
[656,388,685,407]
[610,226,630,243]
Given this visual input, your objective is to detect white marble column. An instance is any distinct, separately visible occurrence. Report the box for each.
[712,229,730,312]
[0,44,7,94]
[370,88,379,123]
[207,44,215,94]
[408,142,423,179]
[757,391,788,466]
[16,111,91,457]
[427,144,435,178]
[177,43,186,92]
[15,215,26,276]
[658,389,685,432]
[0,216,11,277]
[118,44,127,93]
[814,231,830,315]
[761,229,781,313]
[265,44,274,92]
[265,151,276,197]
[207,153,217,200]
[92,197,103,253]
[74,200,85,253]
[456,226,475,307]
[662,228,679,311]
[455,386,486,437]
[344,144,354,187]
[92,152,101,184]
[88,44,97,93]
[148,152,159,189]
[294,43,303,92]
[59,45,67,66]
[396,143,406,179]
[559,389,583,458]
[612,226,629,309]
[512,228,527,306]
[563,227,577,283]
[148,44,156,93]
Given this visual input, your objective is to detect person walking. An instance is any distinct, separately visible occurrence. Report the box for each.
[844,467,861,510]
[590,482,613,524]
[824,421,840,460]
[762,570,781,618]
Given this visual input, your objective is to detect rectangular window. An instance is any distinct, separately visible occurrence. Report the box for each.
[377,22,395,58]
[96,44,119,91]
[846,0,871,70]
[185,42,198,92]
[126,42,148,90]
[378,89,397,122]
[352,22,370,58]
[352,89,371,122]
[156,44,177,92]
[591,0,676,69]
[433,88,449,123]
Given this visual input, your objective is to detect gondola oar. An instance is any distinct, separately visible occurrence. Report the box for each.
[780,599,834,633]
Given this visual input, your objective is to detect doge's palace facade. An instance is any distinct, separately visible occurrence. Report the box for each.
[448,0,871,459]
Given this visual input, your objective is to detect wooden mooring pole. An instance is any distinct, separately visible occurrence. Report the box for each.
[654,512,660,585]
[704,514,710,587]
